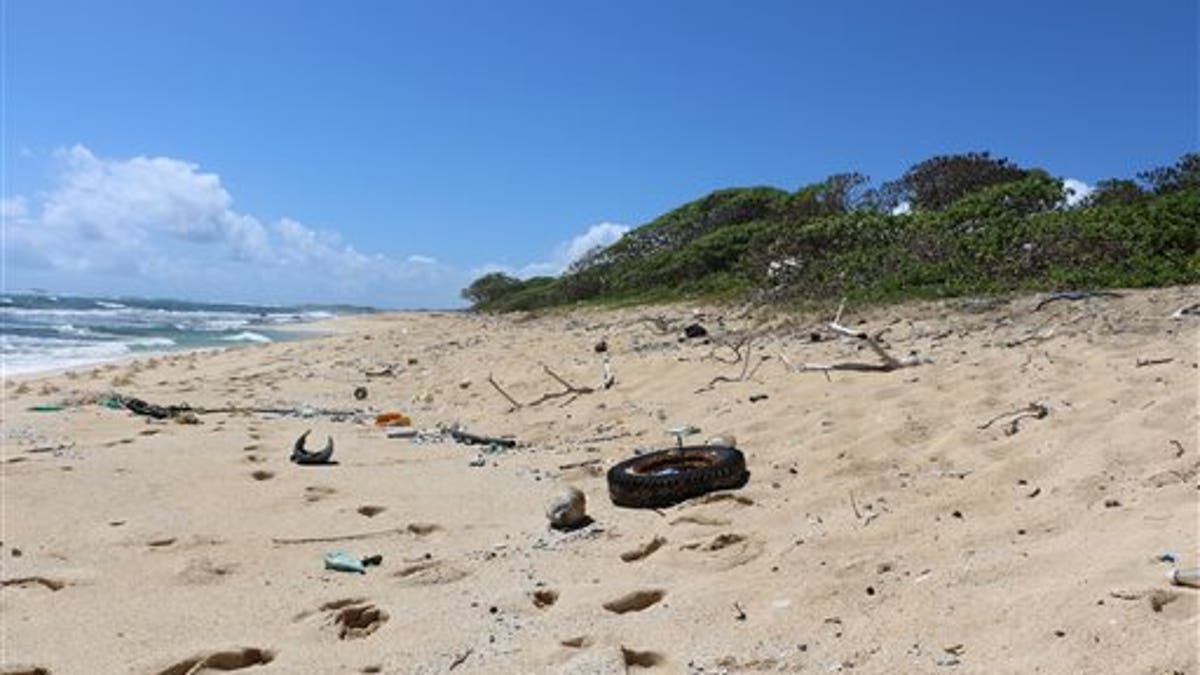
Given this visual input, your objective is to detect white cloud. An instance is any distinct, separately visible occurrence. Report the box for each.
[484,221,629,279]
[1062,178,1094,208]
[890,201,912,216]
[2,196,28,220]
[3,145,456,305]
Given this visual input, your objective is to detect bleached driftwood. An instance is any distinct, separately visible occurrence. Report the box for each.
[601,354,615,389]
[1171,302,1200,320]
[783,300,930,374]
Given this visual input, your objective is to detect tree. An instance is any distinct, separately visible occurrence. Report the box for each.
[1138,153,1200,195]
[461,272,523,306]
[1083,179,1144,207]
[818,172,872,214]
[881,152,1028,212]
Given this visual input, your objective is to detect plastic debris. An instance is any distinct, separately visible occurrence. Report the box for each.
[450,428,516,448]
[324,551,366,574]
[666,425,701,447]
[374,410,412,425]
[1168,567,1200,588]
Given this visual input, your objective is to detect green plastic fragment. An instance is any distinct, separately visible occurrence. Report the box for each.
[28,405,65,412]
[323,551,366,574]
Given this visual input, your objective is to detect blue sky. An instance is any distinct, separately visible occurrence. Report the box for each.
[3,0,1196,307]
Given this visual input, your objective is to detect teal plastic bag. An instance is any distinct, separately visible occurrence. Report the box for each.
[324,551,366,574]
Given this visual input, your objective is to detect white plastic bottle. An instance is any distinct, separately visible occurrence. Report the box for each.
[1168,567,1200,588]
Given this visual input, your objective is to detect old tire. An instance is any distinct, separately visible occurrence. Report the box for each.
[607,446,748,508]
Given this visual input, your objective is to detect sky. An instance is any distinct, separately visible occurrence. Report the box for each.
[2,0,1196,308]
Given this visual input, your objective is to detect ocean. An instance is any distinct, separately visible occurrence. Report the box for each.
[0,292,371,376]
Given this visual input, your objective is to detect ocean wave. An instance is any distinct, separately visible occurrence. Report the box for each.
[94,300,128,309]
[54,323,107,338]
[195,319,252,331]
[1,339,133,375]
[219,331,273,344]
[127,337,177,348]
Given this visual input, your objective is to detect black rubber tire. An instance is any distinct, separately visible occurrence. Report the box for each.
[607,446,748,508]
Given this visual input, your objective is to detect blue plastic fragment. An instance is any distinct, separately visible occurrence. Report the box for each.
[324,551,366,574]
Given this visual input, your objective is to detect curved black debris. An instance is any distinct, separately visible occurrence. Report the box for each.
[291,430,335,465]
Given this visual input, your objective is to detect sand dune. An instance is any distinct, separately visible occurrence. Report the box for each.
[2,287,1197,674]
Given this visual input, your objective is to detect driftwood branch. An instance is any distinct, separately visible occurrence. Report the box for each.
[194,406,359,417]
[977,401,1049,435]
[1034,290,1123,311]
[1170,302,1200,320]
[271,526,407,545]
[695,336,771,392]
[487,364,600,411]
[784,302,929,374]
[486,374,523,411]
[528,365,595,407]
[702,333,755,365]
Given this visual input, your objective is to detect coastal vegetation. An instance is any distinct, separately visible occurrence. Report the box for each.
[462,152,1199,311]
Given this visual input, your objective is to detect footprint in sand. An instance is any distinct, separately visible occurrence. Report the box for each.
[665,532,764,571]
[242,444,260,452]
[356,505,386,518]
[244,454,266,464]
[304,486,337,503]
[602,589,665,614]
[393,559,471,586]
[154,647,275,675]
[620,536,666,563]
[177,557,236,586]
[531,589,559,609]
[622,647,665,668]
[2,666,52,675]
[295,598,389,640]
[250,470,275,481]
[559,636,592,648]
[669,514,731,527]
[147,537,177,548]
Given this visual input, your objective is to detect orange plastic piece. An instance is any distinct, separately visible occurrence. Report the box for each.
[374,412,412,427]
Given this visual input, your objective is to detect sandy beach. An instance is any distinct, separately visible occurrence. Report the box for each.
[2,287,1197,674]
